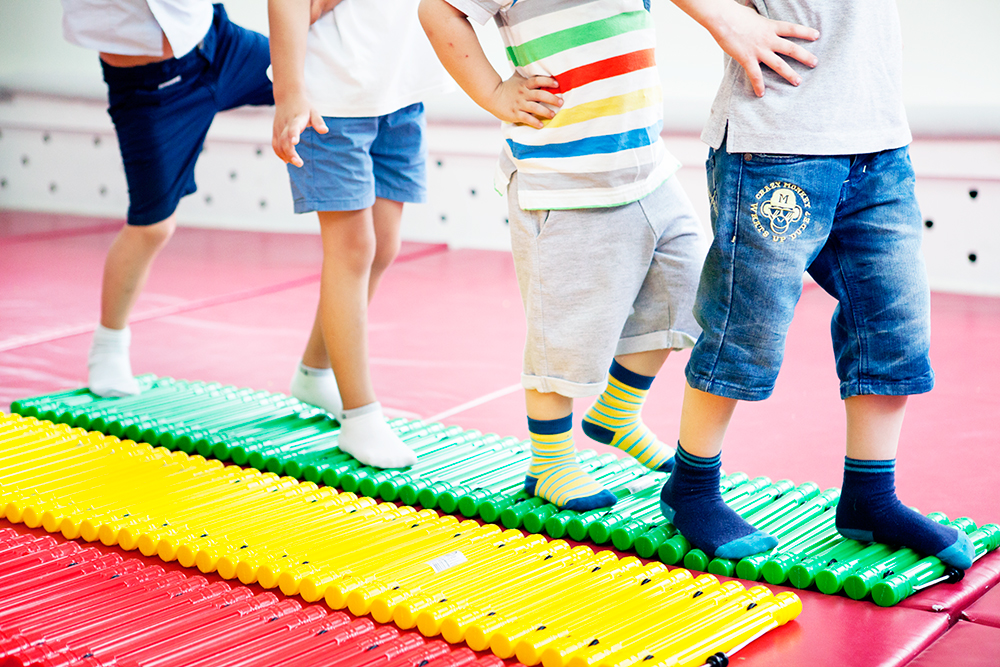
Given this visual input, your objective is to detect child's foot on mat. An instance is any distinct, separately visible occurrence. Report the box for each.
[525,468,617,511]
[337,402,416,469]
[837,457,974,569]
[659,444,776,559]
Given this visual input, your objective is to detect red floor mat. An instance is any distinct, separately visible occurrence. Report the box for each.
[904,621,1000,667]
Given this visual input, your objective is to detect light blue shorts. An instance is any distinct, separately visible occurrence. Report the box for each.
[287,102,427,213]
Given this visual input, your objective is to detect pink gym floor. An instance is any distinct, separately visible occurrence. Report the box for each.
[2,209,999,666]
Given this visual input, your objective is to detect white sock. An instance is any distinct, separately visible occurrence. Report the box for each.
[88,325,140,397]
[336,402,417,469]
[289,363,344,417]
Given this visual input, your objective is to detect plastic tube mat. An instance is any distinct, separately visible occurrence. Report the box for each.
[0,413,800,667]
[12,379,999,607]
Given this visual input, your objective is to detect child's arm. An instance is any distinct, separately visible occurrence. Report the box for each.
[269,0,329,167]
[418,0,562,129]
[671,0,819,97]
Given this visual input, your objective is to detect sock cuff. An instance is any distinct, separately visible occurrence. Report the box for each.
[675,442,722,469]
[341,401,382,421]
[298,363,333,378]
[609,360,654,391]
[93,324,131,345]
[528,414,573,435]
[844,457,896,474]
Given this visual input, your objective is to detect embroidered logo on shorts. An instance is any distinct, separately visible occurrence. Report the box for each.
[750,182,811,243]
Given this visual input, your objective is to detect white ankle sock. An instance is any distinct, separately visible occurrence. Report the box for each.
[289,363,344,417]
[336,402,417,469]
[88,325,140,397]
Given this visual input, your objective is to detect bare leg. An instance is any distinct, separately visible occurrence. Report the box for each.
[844,394,906,460]
[677,382,738,458]
[310,202,413,468]
[837,394,973,569]
[99,215,177,330]
[614,348,670,377]
[88,215,176,396]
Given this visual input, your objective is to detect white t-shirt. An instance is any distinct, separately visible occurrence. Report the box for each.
[62,0,214,59]
[303,0,454,118]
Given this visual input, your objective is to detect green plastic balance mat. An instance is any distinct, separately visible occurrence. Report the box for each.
[12,375,999,607]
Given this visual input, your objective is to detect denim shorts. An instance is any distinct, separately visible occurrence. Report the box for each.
[102,4,273,226]
[685,139,935,400]
[287,103,428,213]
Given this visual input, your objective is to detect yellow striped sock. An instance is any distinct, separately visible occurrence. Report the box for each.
[525,415,616,511]
[582,361,675,471]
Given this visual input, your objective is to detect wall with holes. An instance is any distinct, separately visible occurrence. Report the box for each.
[2,92,1000,294]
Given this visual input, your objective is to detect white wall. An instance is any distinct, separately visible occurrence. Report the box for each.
[1,1,999,295]
[1,0,998,134]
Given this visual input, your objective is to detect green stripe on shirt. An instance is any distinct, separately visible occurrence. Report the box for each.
[505,11,649,67]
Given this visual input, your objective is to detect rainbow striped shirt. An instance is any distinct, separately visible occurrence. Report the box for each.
[450,0,680,210]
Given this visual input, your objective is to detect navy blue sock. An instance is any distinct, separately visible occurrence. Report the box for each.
[659,443,777,559]
[836,457,974,570]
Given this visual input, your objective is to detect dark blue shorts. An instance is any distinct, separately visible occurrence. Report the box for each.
[102,4,273,226]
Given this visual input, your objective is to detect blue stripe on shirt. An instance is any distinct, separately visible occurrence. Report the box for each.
[506,121,663,161]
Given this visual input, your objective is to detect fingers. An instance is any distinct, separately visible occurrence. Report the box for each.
[310,109,329,135]
[273,118,305,167]
[760,49,802,88]
[774,20,820,43]
[774,38,818,69]
[736,55,766,98]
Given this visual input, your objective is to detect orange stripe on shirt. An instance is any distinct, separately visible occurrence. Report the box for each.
[550,48,656,94]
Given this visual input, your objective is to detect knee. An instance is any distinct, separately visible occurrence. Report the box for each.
[332,226,379,274]
[129,216,177,253]
[372,234,402,276]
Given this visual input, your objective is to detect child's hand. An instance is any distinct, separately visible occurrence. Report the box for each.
[488,73,563,129]
[272,95,328,168]
[710,1,819,96]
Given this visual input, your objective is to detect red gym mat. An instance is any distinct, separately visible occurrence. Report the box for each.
[961,582,1000,629]
[904,621,1000,667]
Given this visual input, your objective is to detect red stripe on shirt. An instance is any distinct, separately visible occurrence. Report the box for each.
[550,49,656,94]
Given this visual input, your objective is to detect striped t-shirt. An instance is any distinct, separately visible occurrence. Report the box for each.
[450,0,680,210]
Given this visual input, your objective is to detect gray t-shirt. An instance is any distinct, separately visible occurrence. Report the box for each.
[702,0,912,155]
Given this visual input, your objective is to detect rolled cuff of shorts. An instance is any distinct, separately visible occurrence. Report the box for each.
[521,373,605,398]
[685,372,776,402]
[293,192,376,214]
[375,183,426,205]
[839,372,935,400]
[615,330,697,358]
[127,202,181,226]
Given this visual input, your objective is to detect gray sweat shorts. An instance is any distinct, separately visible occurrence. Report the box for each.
[508,173,706,398]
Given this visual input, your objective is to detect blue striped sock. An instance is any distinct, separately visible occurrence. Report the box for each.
[524,414,617,511]
[836,457,974,570]
[659,443,777,559]
[581,361,674,471]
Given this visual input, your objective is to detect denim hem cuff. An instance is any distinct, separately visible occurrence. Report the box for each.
[375,185,427,205]
[521,373,604,399]
[839,374,935,399]
[293,194,376,214]
[685,373,775,402]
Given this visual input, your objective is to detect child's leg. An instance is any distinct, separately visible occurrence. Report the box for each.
[659,383,778,558]
[582,350,677,470]
[525,390,616,511]
[836,395,973,569]
[315,205,414,468]
[291,198,403,417]
[583,175,705,471]
[88,214,178,397]
[806,147,971,569]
